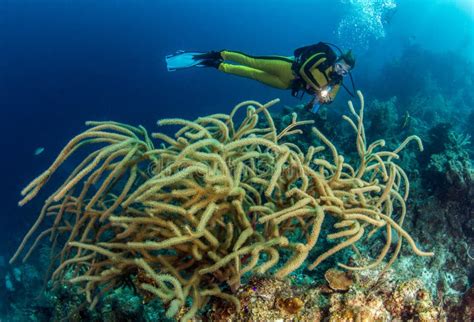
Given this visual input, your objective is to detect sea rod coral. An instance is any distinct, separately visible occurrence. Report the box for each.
[10,91,433,320]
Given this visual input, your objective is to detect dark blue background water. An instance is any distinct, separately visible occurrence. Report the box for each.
[0,0,472,257]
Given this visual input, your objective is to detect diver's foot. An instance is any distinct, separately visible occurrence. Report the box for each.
[193,51,222,61]
[194,51,223,68]
[197,58,222,68]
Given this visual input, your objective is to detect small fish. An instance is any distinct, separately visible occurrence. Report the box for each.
[34,147,45,156]
[401,111,411,129]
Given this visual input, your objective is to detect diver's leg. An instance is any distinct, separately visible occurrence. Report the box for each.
[221,50,294,79]
[218,63,291,89]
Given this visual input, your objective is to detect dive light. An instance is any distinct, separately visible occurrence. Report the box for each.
[311,86,332,113]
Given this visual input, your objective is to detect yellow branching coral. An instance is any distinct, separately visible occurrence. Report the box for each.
[11,91,433,321]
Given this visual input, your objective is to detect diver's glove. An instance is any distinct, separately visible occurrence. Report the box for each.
[306,86,333,113]
[304,95,328,113]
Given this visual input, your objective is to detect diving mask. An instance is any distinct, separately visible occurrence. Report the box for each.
[335,61,350,76]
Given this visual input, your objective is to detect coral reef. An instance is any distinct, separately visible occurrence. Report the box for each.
[208,265,443,321]
[404,121,474,306]
[368,45,474,159]
[373,45,474,112]
[207,275,323,321]
[366,97,400,141]
[10,92,432,320]
[423,123,473,202]
[346,47,473,318]
[324,268,353,292]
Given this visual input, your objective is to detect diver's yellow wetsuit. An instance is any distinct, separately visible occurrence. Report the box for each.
[217,45,341,102]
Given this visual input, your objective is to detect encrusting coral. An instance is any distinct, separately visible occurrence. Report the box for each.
[10,91,433,320]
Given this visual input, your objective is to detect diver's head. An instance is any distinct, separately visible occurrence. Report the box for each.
[335,50,355,76]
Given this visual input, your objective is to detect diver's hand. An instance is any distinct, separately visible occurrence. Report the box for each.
[318,95,332,104]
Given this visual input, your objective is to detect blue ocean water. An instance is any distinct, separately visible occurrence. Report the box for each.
[0,0,473,320]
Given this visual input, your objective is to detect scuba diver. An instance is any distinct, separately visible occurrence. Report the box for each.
[165,42,356,113]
